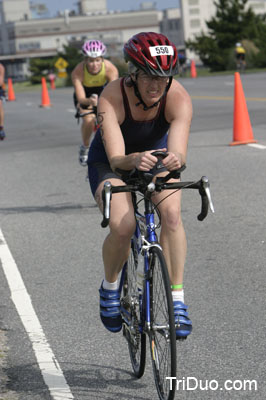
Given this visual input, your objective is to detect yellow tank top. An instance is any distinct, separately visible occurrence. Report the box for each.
[83,62,107,88]
[236,47,245,54]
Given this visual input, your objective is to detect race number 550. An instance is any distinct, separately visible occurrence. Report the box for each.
[149,46,174,56]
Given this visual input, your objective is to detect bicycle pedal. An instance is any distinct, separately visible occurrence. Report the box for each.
[176,336,187,341]
[122,324,127,337]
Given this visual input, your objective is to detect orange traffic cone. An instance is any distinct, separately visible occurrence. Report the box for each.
[190,60,197,78]
[230,72,257,146]
[40,77,51,107]
[8,78,16,101]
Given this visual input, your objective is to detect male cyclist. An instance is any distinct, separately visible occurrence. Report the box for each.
[178,49,187,76]
[88,32,193,339]
[235,42,246,70]
[71,40,119,166]
[0,63,6,140]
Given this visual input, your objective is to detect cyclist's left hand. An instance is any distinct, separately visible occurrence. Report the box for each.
[162,151,182,171]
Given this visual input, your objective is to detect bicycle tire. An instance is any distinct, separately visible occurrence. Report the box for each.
[121,238,146,378]
[240,61,246,73]
[148,247,176,400]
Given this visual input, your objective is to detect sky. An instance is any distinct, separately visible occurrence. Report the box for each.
[36,0,180,17]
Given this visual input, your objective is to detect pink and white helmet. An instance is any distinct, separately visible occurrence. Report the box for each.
[82,40,106,58]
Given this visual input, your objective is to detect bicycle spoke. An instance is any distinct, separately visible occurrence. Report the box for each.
[121,239,146,378]
[153,270,169,327]
[149,247,176,400]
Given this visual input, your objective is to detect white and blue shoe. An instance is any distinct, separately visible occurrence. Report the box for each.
[174,301,192,339]
[99,282,122,333]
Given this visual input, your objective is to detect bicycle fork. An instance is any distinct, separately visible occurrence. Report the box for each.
[136,207,163,335]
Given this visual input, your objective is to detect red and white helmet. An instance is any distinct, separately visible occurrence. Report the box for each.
[124,32,178,76]
[82,40,106,58]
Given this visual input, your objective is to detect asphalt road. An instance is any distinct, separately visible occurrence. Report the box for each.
[0,72,266,400]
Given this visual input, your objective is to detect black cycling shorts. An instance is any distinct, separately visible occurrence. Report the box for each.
[88,162,120,197]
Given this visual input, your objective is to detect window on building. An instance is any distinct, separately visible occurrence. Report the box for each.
[168,20,177,30]
[18,42,41,51]
[17,63,23,72]
[188,0,199,5]
[43,27,60,32]
[8,30,15,40]
[251,3,265,9]
[190,19,201,28]
[189,8,200,15]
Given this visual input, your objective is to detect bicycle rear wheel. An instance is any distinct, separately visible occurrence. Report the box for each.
[121,239,146,378]
[148,247,176,400]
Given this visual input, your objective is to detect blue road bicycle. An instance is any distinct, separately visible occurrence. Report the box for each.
[101,151,214,400]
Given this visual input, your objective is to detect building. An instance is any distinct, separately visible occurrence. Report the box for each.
[160,8,184,49]
[1,0,266,78]
[78,0,107,14]
[0,0,183,80]
[180,0,266,61]
[1,0,31,23]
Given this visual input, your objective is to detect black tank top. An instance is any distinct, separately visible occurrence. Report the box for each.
[88,77,170,164]
[120,78,169,154]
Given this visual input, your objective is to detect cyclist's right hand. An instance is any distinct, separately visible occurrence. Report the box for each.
[135,148,167,171]
[89,94,98,107]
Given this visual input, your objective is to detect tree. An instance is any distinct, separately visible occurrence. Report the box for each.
[29,57,56,84]
[252,14,266,67]
[28,45,82,84]
[186,0,265,71]
[57,45,83,85]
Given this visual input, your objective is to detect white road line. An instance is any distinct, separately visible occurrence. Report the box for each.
[0,228,74,400]
[248,143,266,150]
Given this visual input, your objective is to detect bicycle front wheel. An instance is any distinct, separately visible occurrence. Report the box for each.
[121,239,146,378]
[148,247,176,400]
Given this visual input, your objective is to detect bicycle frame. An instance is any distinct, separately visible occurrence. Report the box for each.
[101,160,214,398]
[120,191,162,334]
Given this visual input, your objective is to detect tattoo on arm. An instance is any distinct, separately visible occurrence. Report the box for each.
[98,112,106,147]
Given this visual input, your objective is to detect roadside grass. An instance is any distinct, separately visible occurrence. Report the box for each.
[9,67,266,93]
[193,66,266,77]
[11,77,69,93]
[175,66,266,79]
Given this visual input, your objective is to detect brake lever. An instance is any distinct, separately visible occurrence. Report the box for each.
[197,176,215,221]
[202,176,215,213]
[101,181,112,228]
